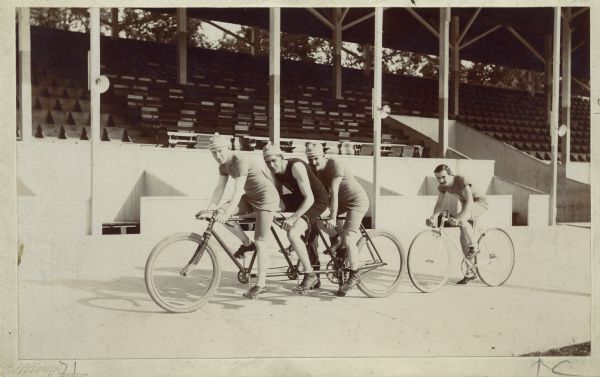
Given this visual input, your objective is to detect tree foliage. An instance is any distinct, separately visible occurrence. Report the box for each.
[29,8,537,90]
[216,26,332,64]
[30,8,210,47]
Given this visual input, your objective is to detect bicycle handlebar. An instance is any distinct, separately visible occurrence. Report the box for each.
[426,211,454,229]
[195,209,289,226]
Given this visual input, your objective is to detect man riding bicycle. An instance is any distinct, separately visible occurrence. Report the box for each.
[305,143,370,296]
[262,143,329,293]
[427,164,489,285]
[205,133,281,299]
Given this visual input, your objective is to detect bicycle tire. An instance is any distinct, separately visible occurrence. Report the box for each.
[356,229,404,298]
[476,228,515,287]
[145,232,221,313]
[407,229,452,293]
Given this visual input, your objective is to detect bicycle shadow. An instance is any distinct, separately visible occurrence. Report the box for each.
[20,268,341,314]
[21,275,163,314]
[206,270,341,309]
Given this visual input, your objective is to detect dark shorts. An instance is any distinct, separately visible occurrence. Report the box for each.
[281,194,328,228]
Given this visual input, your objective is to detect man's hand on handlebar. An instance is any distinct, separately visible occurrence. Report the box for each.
[446,217,459,227]
[214,208,231,224]
[281,215,298,231]
[425,217,435,227]
[324,219,337,230]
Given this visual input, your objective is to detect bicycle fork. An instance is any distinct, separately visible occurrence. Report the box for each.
[180,231,212,276]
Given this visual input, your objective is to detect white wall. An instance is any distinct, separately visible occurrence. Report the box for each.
[17,198,91,278]
[391,119,590,223]
[17,141,497,226]
[567,162,591,185]
[389,115,457,145]
[490,176,549,226]
[454,123,553,191]
[140,197,211,241]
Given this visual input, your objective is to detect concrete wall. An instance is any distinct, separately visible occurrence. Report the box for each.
[567,162,591,185]
[454,122,553,191]
[17,141,497,226]
[17,198,91,264]
[558,178,591,222]
[377,195,513,247]
[392,118,590,223]
[389,115,457,146]
[490,176,550,226]
[140,197,211,240]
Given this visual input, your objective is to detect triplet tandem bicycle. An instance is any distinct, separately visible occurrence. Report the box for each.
[407,211,515,293]
[145,210,405,312]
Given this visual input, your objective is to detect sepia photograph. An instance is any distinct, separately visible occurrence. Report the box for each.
[0,1,598,376]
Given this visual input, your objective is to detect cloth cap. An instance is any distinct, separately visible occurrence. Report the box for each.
[262,142,284,159]
[305,142,324,158]
[208,133,231,151]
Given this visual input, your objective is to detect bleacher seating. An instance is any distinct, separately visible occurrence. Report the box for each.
[25,26,590,161]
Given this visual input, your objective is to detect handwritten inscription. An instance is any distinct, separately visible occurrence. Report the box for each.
[0,361,88,377]
[533,358,588,377]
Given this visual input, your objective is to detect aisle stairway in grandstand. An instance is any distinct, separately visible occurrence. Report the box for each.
[26,26,590,162]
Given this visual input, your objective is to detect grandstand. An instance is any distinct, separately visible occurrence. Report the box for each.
[24,26,590,163]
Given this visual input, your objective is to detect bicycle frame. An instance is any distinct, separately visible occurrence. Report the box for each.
[429,213,486,273]
[184,212,385,283]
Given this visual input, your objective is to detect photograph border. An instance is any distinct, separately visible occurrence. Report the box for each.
[1,0,598,376]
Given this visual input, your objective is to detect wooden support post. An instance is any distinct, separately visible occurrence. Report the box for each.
[111,8,119,40]
[560,7,572,168]
[363,44,371,77]
[438,8,450,158]
[333,8,343,99]
[176,8,188,84]
[90,8,101,235]
[269,8,281,144]
[372,8,383,228]
[451,15,460,116]
[549,7,561,225]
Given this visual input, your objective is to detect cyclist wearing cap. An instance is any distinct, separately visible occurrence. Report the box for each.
[305,143,369,296]
[427,164,489,285]
[262,143,329,293]
[206,133,281,299]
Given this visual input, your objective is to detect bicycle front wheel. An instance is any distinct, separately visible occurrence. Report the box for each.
[407,229,451,293]
[356,229,404,298]
[476,228,515,287]
[145,232,221,313]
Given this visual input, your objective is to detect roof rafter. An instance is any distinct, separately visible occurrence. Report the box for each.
[457,8,481,45]
[506,26,545,65]
[306,8,334,30]
[460,24,501,50]
[201,18,252,46]
[405,8,438,39]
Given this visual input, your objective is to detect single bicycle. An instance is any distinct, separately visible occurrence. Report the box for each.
[144,210,404,313]
[407,211,515,293]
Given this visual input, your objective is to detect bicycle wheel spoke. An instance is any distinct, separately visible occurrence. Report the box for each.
[356,230,404,298]
[476,229,515,287]
[408,230,451,293]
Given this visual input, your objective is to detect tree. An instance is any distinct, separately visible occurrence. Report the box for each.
[30,8,211,47]
[215,25,333,65]
[29,8,535,89]
[30,8,97,32]
[463,62,532,90]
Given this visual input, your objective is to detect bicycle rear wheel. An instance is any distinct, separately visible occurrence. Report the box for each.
[476,228,515,287]
[407,229,451,293]
[356,229,404,298]
[145,232,221,313]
